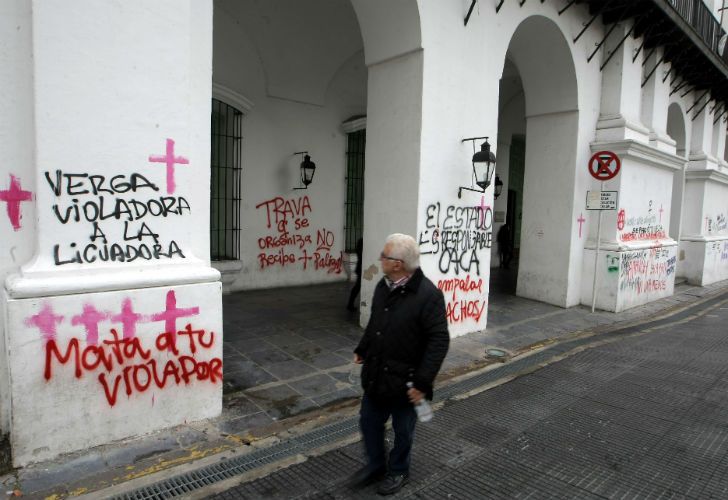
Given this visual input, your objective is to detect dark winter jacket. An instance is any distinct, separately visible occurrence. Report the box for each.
[354,268,449,404]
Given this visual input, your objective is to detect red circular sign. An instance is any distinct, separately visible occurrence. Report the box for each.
[588,151,621,181]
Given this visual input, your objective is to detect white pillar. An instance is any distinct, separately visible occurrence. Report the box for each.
[3,0,222,466]
[596,22,651,144]
[641,48,676,153]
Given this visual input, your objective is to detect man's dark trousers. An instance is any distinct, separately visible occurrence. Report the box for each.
[360,394,417,474]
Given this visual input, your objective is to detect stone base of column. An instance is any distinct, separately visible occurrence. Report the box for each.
[678,237,728,286]
[581,242,677,312]
[2,281,222,467]
[595,114,651,144]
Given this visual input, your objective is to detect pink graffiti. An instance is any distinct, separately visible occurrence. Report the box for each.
[0,175,33,231]
[577,213,586,238]
[151,290,199,347]
[148,138,189,194]
[110,298,143,340]
[71,303,109,345]
[25,303,64,341]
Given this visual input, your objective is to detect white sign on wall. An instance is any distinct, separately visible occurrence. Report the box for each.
[586,190,618,211]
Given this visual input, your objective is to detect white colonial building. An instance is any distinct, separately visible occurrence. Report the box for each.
[1,0,727,465]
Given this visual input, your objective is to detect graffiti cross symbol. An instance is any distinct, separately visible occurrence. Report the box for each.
[577,213,586,238]
[25,302,64,342]
[588,151,621,181]
[71,303,109,346]
[111,298,144,340]
[151,290,199,347]
[148,138,189,194]
[0,175,33,231]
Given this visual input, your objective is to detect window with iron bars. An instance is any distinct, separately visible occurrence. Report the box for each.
[210,98,243,261]
[345,129,366,252]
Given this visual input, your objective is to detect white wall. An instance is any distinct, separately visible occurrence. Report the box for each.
[1,0,222,465]
[0,0,36,435]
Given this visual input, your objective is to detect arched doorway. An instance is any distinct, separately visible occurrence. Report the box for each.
[209,0,424,423]
[667,102,688,278]
[490,16,580,307]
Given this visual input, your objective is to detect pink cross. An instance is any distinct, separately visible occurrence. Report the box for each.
[148,138,189,194]
[659,205,664,223]
[71,304,109,345]
[577,213,586,238]
[25,303,64,342]
[110,298,143,340]
[151,290,199,337]
[0,175,33,231]
[478,196,490,230]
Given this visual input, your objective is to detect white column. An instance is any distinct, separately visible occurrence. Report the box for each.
[641,48,676,153]
[596,21,651,143]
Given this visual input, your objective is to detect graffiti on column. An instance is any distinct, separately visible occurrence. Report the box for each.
[618,202,667,242]
[705,213,727,234]
[47,138,192,265]
[616,247,675,296]
[418,197,492,325]
[577,213,585,238]
[255,195,342,274]
[26,290,221,407]
[0,174,33,231]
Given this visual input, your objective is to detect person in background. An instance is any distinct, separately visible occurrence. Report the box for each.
[349,233,449,496]
[347,237,363,311]
[497,223,513,269]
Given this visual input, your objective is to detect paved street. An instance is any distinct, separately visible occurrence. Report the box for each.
[211,293,728,499]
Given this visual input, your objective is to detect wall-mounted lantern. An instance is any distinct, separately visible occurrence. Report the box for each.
[293,151,316,190]
[458,137,497,198]
[494,174,504,200]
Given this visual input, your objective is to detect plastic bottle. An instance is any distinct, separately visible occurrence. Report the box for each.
[406,382,433,422]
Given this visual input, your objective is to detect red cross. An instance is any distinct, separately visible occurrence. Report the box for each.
[71,304,109,346]
[0,175,33,231]
[151,290,199,339]
[577,213,586,238]
[148,138,189,194]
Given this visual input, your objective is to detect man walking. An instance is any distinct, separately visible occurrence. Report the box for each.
[350,233,449,495]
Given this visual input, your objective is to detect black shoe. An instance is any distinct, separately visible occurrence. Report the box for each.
[377,473,409,495]
[348,465,386,488]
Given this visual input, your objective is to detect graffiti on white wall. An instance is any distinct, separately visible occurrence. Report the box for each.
[617,200,667,242]
[25,289,221,406]
[705,213,727,234]
[616,247,675,296]
[255,194,342,274]
[418,197,492,325]
[0,174,33,231]
[48,138,191,266]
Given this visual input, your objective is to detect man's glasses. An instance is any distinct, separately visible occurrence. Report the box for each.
[380,252,403,262]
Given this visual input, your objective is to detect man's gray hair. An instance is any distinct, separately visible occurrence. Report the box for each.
[385,233,420,272]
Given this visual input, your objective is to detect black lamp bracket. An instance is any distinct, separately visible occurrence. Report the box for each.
[458,136,492,199]
[293,151,310,190]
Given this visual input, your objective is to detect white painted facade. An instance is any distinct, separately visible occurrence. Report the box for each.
[1,0,727,465]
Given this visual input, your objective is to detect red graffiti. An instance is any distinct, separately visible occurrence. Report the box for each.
[437,275,484,301]
[617,209,625,231]
[255,195,312,228]
[445,299,487,324]
[44,326,221,407]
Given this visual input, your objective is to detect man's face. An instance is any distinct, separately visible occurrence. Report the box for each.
[379,242,403,279]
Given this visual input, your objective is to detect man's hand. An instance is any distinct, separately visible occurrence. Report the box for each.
[407,386,424,404]
[353,353,363,364]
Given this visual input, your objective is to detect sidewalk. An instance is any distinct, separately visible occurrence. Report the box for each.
[3,273,727,499]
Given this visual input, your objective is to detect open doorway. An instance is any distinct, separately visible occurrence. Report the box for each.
[489,16,580,307]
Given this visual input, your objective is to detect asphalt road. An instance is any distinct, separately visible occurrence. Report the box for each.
[210,293,728,499]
